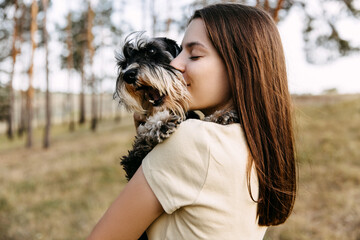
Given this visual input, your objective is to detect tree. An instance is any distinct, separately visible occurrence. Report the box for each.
[66,12,75,131]
[59,0,117,129]
[87,1,97,131]
[1,0,50,146]
[93,0,122,122]
[58,8,88,125]
[0,0,27,140]
[16,2,31,138]
[151,0,157,36]
[42,0,50,148]
[26,0,38,148]
[165,1,173,34]
[0,0,14,64]
[300,0,360,63]
[0,83,10,122]
[6,0,19,140]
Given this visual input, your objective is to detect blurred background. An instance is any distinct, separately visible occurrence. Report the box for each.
[0,0,359,239]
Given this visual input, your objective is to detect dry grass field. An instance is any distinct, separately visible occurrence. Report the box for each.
[0,94,359,240]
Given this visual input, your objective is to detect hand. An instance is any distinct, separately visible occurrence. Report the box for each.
[133,113,146,129]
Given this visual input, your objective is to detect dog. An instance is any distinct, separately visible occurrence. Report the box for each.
[114,33,191,181]
[114,33,239,240]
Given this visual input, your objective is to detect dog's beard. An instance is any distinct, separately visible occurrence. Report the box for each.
[116,64,190,120]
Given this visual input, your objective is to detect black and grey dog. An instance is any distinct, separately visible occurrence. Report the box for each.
[114,33,238,239]
[114,33,190,181]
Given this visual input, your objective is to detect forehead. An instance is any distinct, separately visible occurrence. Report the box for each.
[182,18,212,49]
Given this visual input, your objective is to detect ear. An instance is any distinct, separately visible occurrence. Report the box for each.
[122,42,131,58]
[155,37,181,58]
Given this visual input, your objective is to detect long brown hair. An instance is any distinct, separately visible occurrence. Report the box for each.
[191,3,296,226]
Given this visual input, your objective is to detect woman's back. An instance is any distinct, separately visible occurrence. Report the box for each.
[143,119,267,239]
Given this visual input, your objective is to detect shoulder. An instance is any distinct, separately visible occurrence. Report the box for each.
[142,119,212,166]
[177,119,244,148]
[142,118,244,174]
[176,118,243,140]
[172,118,208,139]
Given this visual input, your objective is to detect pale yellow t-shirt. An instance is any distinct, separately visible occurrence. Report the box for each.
[142,119,267,239]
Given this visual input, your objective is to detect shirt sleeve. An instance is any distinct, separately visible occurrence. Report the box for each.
[142,119,210,214]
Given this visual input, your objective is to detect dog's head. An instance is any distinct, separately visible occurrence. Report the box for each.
[114,33,189,119]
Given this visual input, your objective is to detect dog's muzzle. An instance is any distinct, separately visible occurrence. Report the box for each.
[123,69,138,84]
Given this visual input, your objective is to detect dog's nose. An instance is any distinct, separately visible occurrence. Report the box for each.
[123,69,138,84]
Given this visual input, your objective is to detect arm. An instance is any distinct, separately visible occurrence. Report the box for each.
[87,166,164,240]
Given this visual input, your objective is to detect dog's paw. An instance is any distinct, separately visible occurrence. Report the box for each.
[137,110,182,144]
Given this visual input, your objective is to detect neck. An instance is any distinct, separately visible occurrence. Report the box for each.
[201,100,234,116]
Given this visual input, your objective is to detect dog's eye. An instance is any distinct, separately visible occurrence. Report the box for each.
[148,48,156,55]
[128,47,134,55]
[120,62,127,69]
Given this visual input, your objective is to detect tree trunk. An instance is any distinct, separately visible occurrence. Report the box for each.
[26,0,38,148]
[79,56,86,125]
[151,0,157,37]
[66,13,75,131]
[165,0,172,34]
[42,0,51,148]
[99,82,103,121]
[87,2,97,131]
[18,90,26,137]
[7,0,19,140]
[17,3,26,138]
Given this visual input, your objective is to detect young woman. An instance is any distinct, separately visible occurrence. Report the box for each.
[87,3,296,240]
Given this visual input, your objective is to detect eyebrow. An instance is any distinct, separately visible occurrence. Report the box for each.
[183,41,207,50]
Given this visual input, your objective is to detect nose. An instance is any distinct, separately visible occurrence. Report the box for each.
[123,69,138,84]
[170,54,185,73]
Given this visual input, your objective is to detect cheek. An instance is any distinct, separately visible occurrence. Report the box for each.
[201,61,229,94]
[187,60,230,106]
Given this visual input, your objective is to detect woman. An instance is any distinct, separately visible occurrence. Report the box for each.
[87,3,296,240]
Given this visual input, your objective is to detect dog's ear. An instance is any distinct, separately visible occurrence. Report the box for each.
[156,37,181,58]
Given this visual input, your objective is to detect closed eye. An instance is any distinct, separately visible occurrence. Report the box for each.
[190,56,201,60]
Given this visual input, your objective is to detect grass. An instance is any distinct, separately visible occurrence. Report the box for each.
[0,117,134,240]
[1,94,360,240]
[265,94,360,240]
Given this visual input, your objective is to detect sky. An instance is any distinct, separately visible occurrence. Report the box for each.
[6,0,360,95]
[277,5,360,94]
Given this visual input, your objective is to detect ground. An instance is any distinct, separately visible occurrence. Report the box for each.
[0,94,359,240]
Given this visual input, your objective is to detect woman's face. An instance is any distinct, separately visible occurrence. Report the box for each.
[171,18,233,116]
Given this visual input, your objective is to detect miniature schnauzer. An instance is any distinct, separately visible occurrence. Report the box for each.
[114,33,239,240]
[114,33,190,181]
